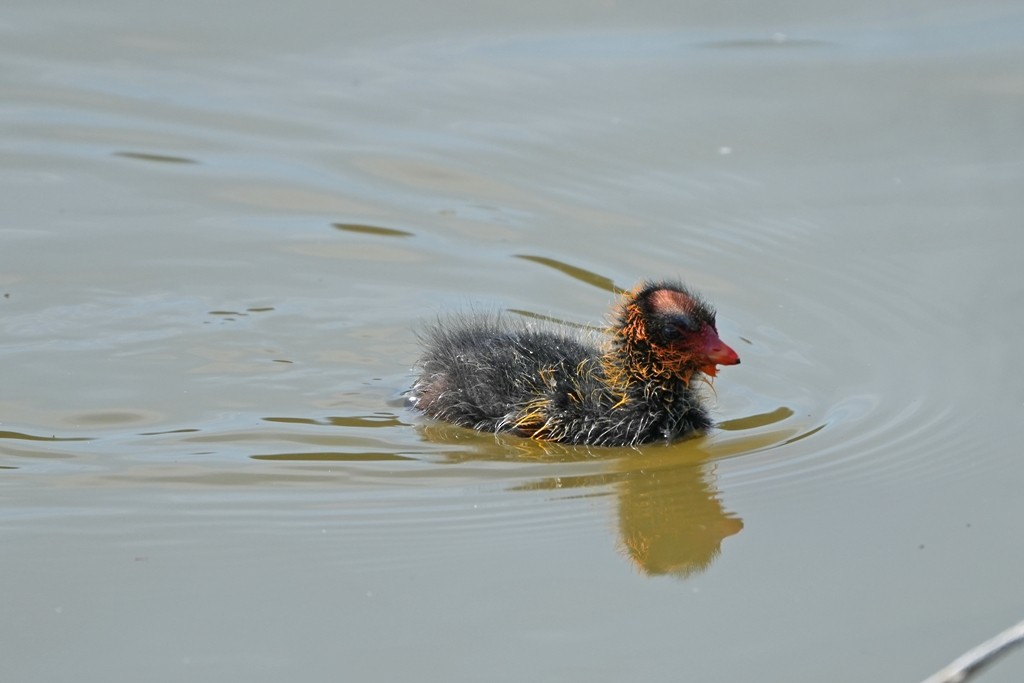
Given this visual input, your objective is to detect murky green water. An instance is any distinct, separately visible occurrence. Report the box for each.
[3,2,1023,681]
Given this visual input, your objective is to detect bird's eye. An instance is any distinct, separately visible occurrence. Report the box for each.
[677,317,700,333]
[662,317,698,338]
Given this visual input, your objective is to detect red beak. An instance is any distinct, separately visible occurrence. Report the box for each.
[698,328,740,377]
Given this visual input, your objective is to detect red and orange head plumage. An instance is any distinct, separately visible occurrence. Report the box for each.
[607,281,739,387]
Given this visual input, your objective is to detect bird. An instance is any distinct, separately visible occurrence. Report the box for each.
[409,280,740,447]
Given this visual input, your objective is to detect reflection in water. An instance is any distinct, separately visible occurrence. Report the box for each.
[421,405,805,462]
[718,406,793,430]
[252,451,416,461]
[414,406,824,577]
[331,222,414,238]
[513,254,621,293]
[505,308,600,332]
[112,150,199,164]
[418,421,760,578]
[0,430,92,442]
[613,460,742,577]
[151,404,811,578]
[264,414,405,429]
[510,451,743,578]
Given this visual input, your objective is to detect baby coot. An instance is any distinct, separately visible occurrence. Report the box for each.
[410,280,740,447]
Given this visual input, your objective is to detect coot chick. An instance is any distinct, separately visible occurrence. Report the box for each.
[410,281,740,447]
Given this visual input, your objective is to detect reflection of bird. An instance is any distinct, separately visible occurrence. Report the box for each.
[410,281,740,447]
[616,461,743,578]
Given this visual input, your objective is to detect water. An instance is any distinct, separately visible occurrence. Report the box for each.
[3,1,1024,681]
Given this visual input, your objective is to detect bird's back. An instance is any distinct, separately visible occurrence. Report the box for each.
[411,315,598,433]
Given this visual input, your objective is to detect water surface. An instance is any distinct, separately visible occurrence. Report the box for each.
[3,1,1024,681]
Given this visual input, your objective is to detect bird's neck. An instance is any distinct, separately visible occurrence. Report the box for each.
[601,329,698,398]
